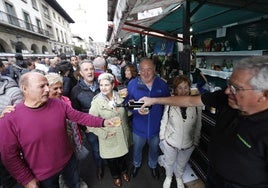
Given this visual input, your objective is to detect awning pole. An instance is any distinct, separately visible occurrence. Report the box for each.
[145,35,148,56]
[182,0,191,74]
[139,34,144,56]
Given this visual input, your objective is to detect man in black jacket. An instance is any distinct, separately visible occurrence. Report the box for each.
[70,59,105,180]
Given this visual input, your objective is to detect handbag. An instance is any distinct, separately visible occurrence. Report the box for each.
[67,120,89,160]
[75,144,90,160]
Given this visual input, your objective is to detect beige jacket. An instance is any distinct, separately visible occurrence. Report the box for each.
[87,91,130,159]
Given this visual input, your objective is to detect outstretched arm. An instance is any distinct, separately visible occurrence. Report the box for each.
[200,72,208,83]
[140,95,203,108]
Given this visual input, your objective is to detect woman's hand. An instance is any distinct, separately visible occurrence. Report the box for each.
[104,116,121,127]
[0,105,15,119]
[106,131,116,138]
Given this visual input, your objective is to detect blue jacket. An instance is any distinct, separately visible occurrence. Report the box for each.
[126,76,170,138]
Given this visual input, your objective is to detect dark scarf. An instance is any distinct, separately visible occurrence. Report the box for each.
[180,107,187,119]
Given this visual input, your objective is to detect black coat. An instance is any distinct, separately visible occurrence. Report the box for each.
[70,79,100,113]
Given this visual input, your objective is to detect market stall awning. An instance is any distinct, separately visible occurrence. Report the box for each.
[150,1,268,35]
[107,0,268,47]
[107,0,185,46]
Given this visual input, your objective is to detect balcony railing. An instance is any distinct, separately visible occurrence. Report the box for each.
[0,10,52,38]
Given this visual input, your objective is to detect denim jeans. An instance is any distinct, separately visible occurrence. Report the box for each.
[85,132,104,167]
[39,154,79,188]
[132,133,160,168]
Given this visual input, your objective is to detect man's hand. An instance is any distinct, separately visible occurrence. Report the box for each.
[24,178,39,188]
[138,108,149,115]
[139,97,154,109]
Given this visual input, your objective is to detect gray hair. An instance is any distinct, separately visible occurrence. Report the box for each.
[78,59,93,69]
[234,56,268,90]
[93,57,106,69]
[98,72,114,84]
[45,73,63,86]
[139,57,156,69]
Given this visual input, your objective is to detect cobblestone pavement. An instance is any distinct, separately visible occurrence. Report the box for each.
[79,144,205,188]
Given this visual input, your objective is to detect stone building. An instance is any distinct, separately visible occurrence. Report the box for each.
[0,0,74,55]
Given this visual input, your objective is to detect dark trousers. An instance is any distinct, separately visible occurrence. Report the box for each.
[39,154,79,188]
[205,168,244,188]
[0,157,18,188]
[85,132,104,168]
[106,154,128,179]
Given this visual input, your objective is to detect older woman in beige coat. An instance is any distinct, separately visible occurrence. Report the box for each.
[87,73,130,187]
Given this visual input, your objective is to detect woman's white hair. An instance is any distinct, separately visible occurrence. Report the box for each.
[98,72,114,84]
[45,73,63,86]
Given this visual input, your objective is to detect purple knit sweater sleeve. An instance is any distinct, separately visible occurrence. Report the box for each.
[64,100,104,127]
[0,110,35,185]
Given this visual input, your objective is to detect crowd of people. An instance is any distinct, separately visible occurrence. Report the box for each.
[0,52,268,188]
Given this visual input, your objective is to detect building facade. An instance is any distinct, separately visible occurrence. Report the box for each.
[0,0,74,55]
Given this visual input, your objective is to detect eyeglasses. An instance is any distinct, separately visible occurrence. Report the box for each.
[226,78,260,95]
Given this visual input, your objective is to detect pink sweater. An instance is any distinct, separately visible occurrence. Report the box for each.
[0,98,103,185]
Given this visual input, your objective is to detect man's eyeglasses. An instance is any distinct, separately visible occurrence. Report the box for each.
[226,78,260,95]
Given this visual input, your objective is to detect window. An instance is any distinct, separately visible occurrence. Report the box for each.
[23,12,32,31]
[36,18,43,34]
[42,4,50,19]
[46,24,53,37]
[5,2,19,26]
[60,30,64,43]
[53,12,56,19]
[56,28,60,41]
[31,0,38,10]
[64,33,68,44]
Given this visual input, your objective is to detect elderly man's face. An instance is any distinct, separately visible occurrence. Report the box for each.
[79,62,95,84]
[23,73,50,107]
[139,60,155,85]
[225,69,265,115]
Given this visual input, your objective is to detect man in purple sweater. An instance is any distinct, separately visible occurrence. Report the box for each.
[0,72,114,188]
